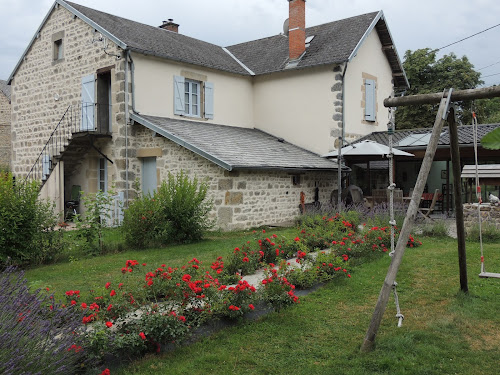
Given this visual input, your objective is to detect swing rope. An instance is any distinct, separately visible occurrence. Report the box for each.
[472,111,486,274]
[388,105,404,327]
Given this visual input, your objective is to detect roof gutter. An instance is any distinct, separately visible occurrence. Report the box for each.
[130,113,234,171]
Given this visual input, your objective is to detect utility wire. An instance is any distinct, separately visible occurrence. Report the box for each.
[481,72,500,79]
[477,60,500,70]
[426,22,500,55]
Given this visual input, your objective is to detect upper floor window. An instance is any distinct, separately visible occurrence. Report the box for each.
[52,31,65,62]
[54,39,63,60]
[184,79,200,117]
[174,75,214,119]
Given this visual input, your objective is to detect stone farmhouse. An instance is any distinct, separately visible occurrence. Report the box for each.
[7,0,408,230]
[0,80,11,170]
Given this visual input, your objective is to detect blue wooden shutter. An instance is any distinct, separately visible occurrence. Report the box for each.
[173,75,185,115]
[365,79,376,122]
[81,74,95,131]
[204,82,214,119]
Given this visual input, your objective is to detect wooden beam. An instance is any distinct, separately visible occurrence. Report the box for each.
[384,85,500,107]
[360,91,451,353]
[448,107,468,293]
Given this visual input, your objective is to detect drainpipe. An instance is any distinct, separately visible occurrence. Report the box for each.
[124,50,130,207]
[129,52,136,112]
[337,62,348,208]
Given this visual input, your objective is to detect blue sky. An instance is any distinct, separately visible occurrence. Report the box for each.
[1,0,500,86]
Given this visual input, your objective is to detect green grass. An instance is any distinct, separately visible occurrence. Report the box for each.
[25,227,297,296]
[113,237,499,375]
[23,230,500,375]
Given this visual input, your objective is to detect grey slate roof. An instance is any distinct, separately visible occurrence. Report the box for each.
[0,80,11,100]
[64,2,250,76]
[355,123,500,148]
[227,12,379,75]
[131,114,340,171]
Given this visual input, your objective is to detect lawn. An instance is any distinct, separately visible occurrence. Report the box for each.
[115,237,499,375]
[23,230,500,375]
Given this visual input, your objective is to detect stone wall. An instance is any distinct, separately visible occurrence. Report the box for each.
[10,3,127,196]
[463,203,500,229]
[132,125,337,230]
[0,92,11,168]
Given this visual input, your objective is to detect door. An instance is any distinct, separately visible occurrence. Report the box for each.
[142,157,157,196]
[81,74,95,131]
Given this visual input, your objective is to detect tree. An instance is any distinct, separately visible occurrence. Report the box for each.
[395,48,483,129]
[475,95,500,124]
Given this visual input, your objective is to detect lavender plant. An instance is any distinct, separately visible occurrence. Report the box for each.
[0,267,87,375]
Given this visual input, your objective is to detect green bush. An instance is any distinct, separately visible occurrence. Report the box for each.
[0,173,63,266]
[122,171,213,247]
[420,219,449,238]
[121,193,161,249]
[155,171,214,244]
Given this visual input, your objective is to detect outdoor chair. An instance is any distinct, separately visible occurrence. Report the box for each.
[418,188,439,220]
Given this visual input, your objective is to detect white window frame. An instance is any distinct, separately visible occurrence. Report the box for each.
[98,158,107,192]
[184,79,201,117]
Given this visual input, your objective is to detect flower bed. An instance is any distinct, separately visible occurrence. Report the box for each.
[4,214,421,374]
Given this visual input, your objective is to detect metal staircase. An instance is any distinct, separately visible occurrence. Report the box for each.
[24,103,112,187]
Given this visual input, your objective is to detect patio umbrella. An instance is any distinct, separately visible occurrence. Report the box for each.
[322,140,414,158]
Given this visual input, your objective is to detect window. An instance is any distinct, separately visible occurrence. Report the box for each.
[174,75,214,119]
[365,79,376,122]
[98,158,107,192]
[184,80,200,116]
[54,39,63,60]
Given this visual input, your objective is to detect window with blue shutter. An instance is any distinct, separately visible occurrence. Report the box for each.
[173,75,214,119]
[365,79,376,122]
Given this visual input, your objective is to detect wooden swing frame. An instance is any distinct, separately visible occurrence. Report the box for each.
[360,85,500,353]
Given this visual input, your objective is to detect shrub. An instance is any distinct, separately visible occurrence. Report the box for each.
[122,171,214,247]
[121,193,161,248]
[75,189,118,255]
[0,173,63,266]
[420,218,449,238]
[155,171,214,244]
[0,266,86,374]
[259,264,299,312]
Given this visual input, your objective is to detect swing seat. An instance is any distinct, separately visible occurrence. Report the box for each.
[479,272,500,279]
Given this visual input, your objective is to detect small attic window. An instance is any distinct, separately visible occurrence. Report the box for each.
[305,35,315,48]
[54,39,63,60]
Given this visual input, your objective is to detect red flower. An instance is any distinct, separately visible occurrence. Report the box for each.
[248,304,255,310]
[105,282,111,289]
[242,257,249,263]
[105,321,113,328]
[182,274,192,282]
[179,315,186,322]
[99,369,110,375]
[110,290,116,297]
[107,304,113,311]
[71,300,76,305]
[81,302,87,309]
[294,237,300,242]
[139,332,146,340]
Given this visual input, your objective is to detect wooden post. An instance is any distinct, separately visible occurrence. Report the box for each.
[384,86,500,107]
[360,92,451,352]
[447,107,468,293]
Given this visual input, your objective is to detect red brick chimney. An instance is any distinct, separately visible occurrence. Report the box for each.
[288,0,306,60]
[159,19,179,33]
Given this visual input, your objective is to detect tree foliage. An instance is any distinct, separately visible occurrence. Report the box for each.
[395,48,483,129]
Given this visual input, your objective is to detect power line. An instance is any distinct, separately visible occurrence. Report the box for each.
[481,72,500,79]
[425,22,500,56]
[477,60,500,71]
[435,23,500,52]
